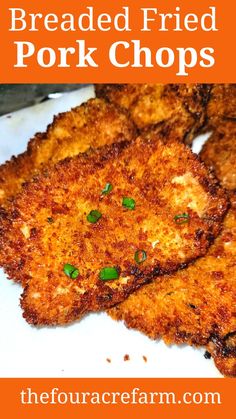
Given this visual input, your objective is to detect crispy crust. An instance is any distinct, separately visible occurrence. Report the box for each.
[0,134,228,325]
[200,121,236,191]
[95,84,211,143]
[109,195,236,377]
[0,98,136,206]
[206,84,236,129]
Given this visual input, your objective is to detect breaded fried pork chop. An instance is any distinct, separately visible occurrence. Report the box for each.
[200,121,236,191]
[207,84,236,129]
[109,194,236,377]
[0,98,136,206]
[95,84,210,143]
[0,134,227,325]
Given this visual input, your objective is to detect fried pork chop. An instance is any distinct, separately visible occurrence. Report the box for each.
[0,98,136,206]
[0,134,227,325]
[200,121,236,191]
[95,84,210,143]
[109,194,236,377]
[206,84,236,129]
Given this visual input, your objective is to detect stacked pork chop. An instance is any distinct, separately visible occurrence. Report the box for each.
[0,84,235,376]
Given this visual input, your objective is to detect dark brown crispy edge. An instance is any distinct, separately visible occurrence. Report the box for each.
[206,332,236,377]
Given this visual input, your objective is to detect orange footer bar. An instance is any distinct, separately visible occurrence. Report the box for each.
[0,378,234,418]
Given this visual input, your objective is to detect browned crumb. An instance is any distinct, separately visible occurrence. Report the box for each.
[106,358,111,363]
[204,351,212,359]
[142,356,148,363]
[124,354,130,361]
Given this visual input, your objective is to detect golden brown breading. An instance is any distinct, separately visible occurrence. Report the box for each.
[200,121,236,191]
[0,98,136,206]
[0,134,228,325]
[207,84,236,128]
[109,195,236,377]
[209,331,236,377]
[95,84,210,143]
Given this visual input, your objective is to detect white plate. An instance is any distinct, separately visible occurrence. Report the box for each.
[0,86,220,378]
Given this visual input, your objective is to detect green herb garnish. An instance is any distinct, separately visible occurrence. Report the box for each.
[122,197,136,210]
[99,267,119,281]
[134,250,147,264]
[87,210,102,223]
[174,213,190,224]
[101,183,113,195]
[63,263,80,279]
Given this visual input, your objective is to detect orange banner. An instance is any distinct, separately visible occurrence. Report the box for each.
[0,0,235,83]
[0,378,235,418]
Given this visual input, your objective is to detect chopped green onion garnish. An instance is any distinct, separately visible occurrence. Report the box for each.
[63,263,80,279]
[101,183,113,195]
[174,213,190,224]
[87,210,102,223]
[122,197,136,210]
[134,250,147,264]
[99,267,119,281]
